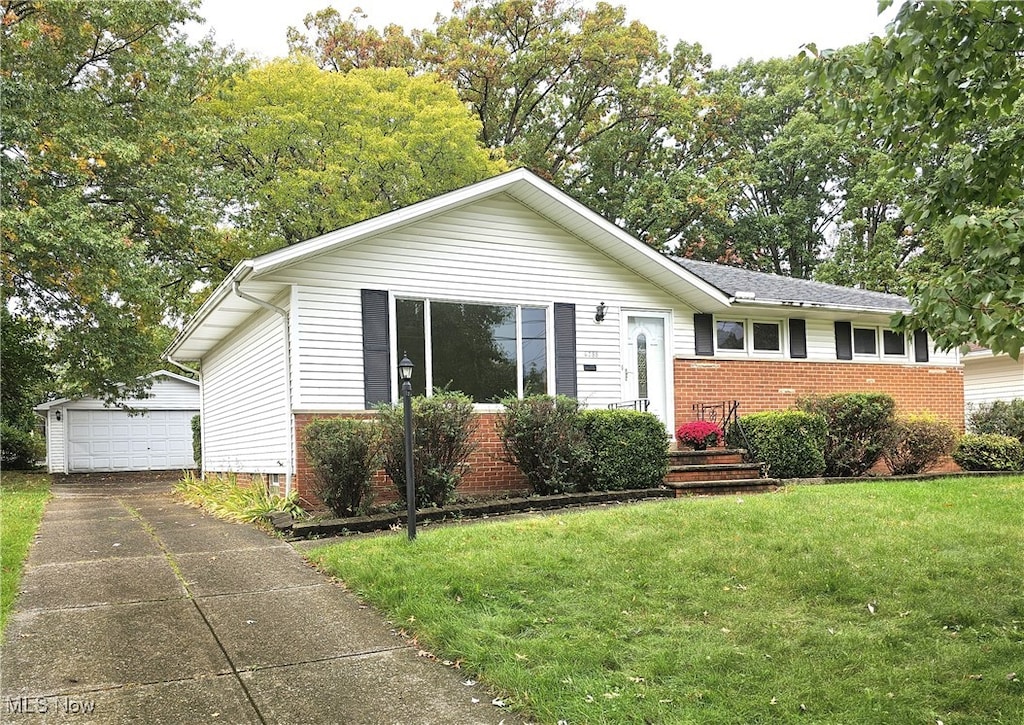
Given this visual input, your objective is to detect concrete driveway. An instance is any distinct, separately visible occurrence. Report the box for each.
[1,475,522,724]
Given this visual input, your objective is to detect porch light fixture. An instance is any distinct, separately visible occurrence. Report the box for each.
[398,354,416,540]
[595,302,607,323]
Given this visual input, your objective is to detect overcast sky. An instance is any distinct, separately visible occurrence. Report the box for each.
[188,0,899,68]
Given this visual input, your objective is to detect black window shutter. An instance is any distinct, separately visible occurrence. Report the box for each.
[361,289,391,408]
[834,321,853,360]
[694,313,714,356]
[914,329,930,363]
[553,303,577,398]
[789,318,807,359]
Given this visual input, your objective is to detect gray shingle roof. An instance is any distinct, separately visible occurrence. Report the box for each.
[671,257,912,312]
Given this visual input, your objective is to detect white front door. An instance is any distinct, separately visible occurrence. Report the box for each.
[624,315,669,426]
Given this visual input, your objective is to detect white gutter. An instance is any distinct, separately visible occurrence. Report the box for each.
[232,282,295,497]
[731,297,911,316]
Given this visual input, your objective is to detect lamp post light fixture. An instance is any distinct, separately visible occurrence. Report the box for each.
[398,354,416,540]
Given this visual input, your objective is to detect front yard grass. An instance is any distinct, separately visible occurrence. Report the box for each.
[1,472,50,633]
[308,475,1024,724]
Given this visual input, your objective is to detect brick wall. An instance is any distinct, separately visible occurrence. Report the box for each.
[293,411,529,509]
[674,358,965,473]
[673,359,964,427]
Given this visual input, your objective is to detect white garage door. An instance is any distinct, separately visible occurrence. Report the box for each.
[67,409,197,472]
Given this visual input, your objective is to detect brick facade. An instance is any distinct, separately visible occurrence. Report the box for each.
[234,361,963,508]
[292,411,529,509]
[673,358,965,427]
[673,358,965,474]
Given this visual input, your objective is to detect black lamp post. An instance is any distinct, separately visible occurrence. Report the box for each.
[398,354,416,540]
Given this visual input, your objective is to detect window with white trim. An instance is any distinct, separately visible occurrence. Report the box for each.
[395,298,548,402]
[853,325,908,359]
[715,318,783,355]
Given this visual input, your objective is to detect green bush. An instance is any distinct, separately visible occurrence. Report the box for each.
[191,414,202,470]
[798,393,897,477]
[497,395,592,495]
[378,391,477,507]
[580,409,668,491]
[302,417,379,516]
[883,414,957,475]
[1,421,45,470]
[727,411,826,479]
[952,433,1024,472]
[967,399,1024,444]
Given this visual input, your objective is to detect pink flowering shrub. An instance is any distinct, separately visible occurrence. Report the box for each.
[676,420,724,449]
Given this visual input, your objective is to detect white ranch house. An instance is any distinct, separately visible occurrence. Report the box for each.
[165,169,963,501]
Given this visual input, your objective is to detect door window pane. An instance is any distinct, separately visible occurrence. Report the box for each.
[716,320,745,351]
[637,333,649,399]
[752,322,781,351]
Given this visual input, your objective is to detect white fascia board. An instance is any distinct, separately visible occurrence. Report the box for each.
[163,262,255,359]
[731,298,909,317]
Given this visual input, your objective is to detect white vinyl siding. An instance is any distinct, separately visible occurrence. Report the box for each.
[201,307,291,476]
[281,195,687,411]
[44,410,65,474]
[964,355,1024,422]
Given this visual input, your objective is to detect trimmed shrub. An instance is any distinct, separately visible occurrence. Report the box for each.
[727,411,826,479]
[798,393,897,477]
[580,409,668,491]
[497,395,592,495]
[1,421,45,470]
[952,433,1024,472]
[883,414,957,475]
[378,391,477,507]
[968,399,1024,443]
[302,417,379,516]
[191,414,202,471]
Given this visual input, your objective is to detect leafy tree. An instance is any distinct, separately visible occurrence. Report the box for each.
[418,0,667,184]
[0,306,49,430]
[693,57,849,277]
[814,1,1024,357]
[286,7,420,73]
[1,0,240,401]
[206,58,504,247]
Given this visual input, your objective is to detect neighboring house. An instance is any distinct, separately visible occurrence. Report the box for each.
[164,169,963,502]
[35,371,200,474]
[962,346,1024,424]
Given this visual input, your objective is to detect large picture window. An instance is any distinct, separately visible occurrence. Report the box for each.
[396,299,548,403]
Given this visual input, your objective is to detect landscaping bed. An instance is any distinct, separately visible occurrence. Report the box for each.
[279,487,675,538]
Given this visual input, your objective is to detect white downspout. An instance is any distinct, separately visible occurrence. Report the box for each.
[232,282,295,496]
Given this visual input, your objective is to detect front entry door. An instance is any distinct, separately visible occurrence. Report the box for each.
[625,315,668,426]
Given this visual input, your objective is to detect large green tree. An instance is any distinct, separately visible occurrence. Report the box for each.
[815,0,1024,357]
[206,58,505,248]
[1,0,239,403]
[691,57,850,277]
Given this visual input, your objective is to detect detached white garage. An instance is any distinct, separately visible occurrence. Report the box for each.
[35,371,200,474]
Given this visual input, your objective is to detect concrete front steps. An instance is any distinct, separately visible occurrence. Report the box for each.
[664,448,779,497]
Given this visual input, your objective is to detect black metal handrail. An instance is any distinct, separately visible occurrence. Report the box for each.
[692,400,754,461]
[608,398,651,412]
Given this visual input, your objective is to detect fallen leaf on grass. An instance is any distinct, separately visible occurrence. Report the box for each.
[492,698,507,708]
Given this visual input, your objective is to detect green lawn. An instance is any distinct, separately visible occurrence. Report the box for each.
[1,472,50,633]
[308,476,1024,724]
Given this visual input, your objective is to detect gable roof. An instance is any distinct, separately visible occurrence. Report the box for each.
[34,370,199,411]
[672,258,912,314]
[166,168,732,360]
[166,169,914,360]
